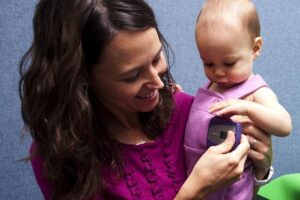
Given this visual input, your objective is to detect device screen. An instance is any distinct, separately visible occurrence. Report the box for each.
[207,116,242,149]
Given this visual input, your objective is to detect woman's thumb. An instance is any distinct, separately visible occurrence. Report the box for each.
[210,131,235,153]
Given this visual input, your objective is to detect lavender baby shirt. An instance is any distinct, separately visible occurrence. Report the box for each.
[185,74,268,200]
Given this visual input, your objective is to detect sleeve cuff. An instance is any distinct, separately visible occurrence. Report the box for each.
[254,165,274,186]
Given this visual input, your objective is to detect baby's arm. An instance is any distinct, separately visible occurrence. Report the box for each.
[209,87,292,137]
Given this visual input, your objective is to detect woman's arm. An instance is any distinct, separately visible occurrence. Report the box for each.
[232,116,273,195]
[175,132,250,200]
[232,116,273,178]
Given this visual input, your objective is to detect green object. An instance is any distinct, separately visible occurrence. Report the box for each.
[258,173,300,200]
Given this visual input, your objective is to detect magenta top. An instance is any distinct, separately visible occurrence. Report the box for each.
[30,92,194,200]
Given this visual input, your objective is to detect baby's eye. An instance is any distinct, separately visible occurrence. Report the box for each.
[204,63,214,67]
[224,62,236,67]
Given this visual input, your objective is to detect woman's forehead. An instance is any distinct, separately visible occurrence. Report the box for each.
[98,28,162,73]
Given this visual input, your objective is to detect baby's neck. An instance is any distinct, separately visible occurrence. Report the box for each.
[209,74,254,94]
[209,83,230,94]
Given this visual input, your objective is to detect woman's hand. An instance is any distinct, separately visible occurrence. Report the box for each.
[175,131,250,200]
[171,83,183,93]
[231,115,273,179]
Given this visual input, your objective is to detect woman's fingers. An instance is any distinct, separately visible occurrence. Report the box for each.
[248,148,264,163]
[185,132,252,198]
[210,132,250,178]
[238,120,273,179]
[221,117,269,163]
[247,135,264,151]
[230,134,250,161]
[247,135,258,150]
[243,123,270,145]
[209,131,250,162]
[232,116,271,150]
[171,83,183,92]
[247,135,272,168]
[208,131,235,154]
[222,134,250,181]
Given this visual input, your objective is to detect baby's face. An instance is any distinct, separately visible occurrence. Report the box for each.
[195,22,258,90]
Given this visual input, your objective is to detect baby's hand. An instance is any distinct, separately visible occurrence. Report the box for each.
[209,99,252,117]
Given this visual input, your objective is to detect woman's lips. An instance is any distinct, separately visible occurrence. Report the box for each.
[136,90,157,100]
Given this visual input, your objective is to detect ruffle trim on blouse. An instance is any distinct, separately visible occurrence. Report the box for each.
[141,149,166,200]
[124,168,140,200]
[163,125,182,193]
[123,122,179,199]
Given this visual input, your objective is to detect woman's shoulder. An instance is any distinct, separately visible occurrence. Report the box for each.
[29,142,54,200]
[29,142,46,183]
[169,92,194,124]
[173,92,194,111]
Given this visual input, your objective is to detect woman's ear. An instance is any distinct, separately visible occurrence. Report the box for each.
[252,37,263,59]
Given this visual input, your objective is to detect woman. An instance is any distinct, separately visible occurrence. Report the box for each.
[19,0,272,199]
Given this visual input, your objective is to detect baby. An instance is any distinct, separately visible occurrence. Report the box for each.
[184,0,292,199]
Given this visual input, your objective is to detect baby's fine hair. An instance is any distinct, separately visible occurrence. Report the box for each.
[198,0,260,40]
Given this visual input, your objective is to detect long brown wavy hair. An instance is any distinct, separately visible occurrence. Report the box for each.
[19,0,175,199]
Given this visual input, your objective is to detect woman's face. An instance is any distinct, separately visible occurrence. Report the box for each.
[90,28,167,119]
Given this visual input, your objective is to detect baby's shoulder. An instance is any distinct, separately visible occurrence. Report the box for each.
[246,87,278,105]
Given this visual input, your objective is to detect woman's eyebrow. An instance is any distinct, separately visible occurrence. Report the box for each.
[119,45,163,76]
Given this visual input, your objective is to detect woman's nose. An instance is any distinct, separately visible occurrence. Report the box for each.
[147,67,164,89]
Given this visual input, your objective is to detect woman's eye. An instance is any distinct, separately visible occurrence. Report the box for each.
[125,77,138,82]
[152,56,161,65]
[124,72,139,83]
[159,71,166,78]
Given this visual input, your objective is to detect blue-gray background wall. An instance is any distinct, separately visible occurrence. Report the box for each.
[1,0,299,199]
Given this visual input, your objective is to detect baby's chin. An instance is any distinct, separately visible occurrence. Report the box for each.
[216,82,235,89]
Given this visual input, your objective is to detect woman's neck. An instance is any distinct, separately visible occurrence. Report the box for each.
[117,127,153,145]
[110,113,152,145]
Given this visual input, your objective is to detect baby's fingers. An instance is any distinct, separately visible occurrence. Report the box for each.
[209,105,235,117]
[209,102,227,113]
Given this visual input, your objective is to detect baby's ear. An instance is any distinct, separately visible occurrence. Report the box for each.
[252,37,263,59]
